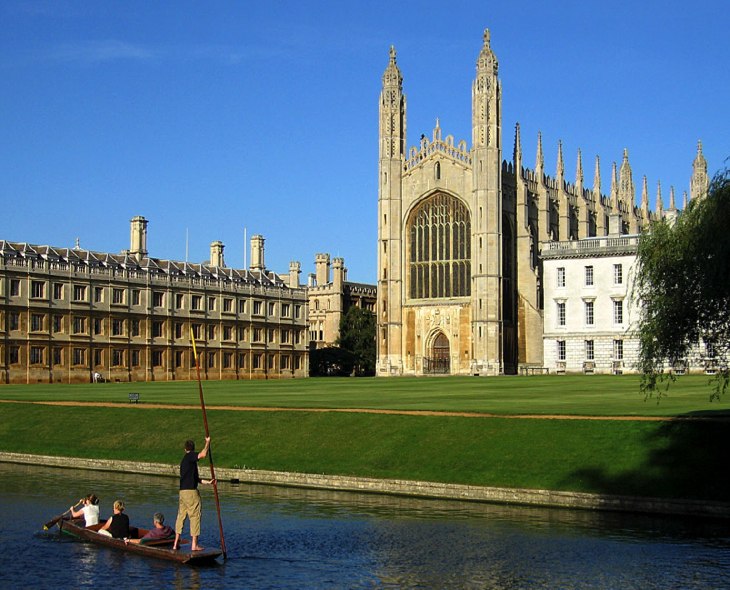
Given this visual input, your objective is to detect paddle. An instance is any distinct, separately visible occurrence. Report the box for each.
[44,500,82,530]
[190,329,227,559]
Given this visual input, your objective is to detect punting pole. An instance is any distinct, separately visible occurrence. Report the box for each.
[190,329,227,559]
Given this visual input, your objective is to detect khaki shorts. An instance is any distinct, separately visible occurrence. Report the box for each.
[175,489,202,537]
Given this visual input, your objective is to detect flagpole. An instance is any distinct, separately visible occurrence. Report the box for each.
[191,329,227,559]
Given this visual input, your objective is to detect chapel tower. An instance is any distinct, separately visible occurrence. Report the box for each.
[376,31,507,377]
[377,46,407,375]
[470,29,504,374]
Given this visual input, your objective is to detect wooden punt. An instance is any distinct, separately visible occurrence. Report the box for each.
[56,518,222,565]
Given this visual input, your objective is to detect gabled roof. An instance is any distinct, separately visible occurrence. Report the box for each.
[0,240,290,288]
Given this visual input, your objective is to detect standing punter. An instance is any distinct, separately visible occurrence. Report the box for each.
[173,437,216,551]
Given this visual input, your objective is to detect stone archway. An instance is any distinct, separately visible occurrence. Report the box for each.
[425,332,450,374]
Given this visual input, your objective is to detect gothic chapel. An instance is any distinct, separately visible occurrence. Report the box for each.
[376,29,709,377]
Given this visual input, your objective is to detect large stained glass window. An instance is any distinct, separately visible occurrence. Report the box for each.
[409,194,471,299]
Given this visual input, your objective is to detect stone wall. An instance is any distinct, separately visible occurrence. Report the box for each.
[2,452,728,519]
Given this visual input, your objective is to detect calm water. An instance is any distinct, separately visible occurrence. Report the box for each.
[1,462,729,589]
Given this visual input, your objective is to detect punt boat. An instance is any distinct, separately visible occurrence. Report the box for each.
[56,517,222,565]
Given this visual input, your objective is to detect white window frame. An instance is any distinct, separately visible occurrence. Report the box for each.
[557,340,566,361]
[613,263,623,285]
[557,301,566,327]
[613,299,624,325]
[585,340,594,361]
[584,301,594,326]
[614,339,624,360]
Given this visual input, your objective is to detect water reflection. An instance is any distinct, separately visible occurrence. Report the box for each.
[3,462,730,589]
[173,566,201,590]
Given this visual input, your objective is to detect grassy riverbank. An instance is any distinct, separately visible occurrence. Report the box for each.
[1,375,729,502]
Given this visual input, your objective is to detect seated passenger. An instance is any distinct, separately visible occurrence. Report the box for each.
[98,500,130,538]
[70,494,100,527]
[126,512,175,544]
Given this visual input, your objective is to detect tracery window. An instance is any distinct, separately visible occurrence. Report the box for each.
[408,193,471,299]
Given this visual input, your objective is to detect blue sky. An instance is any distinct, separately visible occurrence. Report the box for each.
[1,1,727,283]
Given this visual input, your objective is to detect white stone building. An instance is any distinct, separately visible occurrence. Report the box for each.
[541,226,641,374]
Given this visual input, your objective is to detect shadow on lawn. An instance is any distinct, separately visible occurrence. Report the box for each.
[564,410,730,502]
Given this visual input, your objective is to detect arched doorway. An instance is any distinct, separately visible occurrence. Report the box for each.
[425,332,450,374]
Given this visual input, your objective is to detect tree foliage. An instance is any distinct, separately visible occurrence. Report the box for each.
[308,346,356,377]
[335,306,376,376]
[634,166,730,400]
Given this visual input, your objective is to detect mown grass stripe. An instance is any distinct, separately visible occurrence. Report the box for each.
[1,401,728,502]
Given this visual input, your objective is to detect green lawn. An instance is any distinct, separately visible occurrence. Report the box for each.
[1,401,728,501]
[2,375,729,502]
[1,374,728,417]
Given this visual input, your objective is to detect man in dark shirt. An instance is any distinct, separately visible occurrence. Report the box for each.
[173,437,214,551]
[126,512,174,545]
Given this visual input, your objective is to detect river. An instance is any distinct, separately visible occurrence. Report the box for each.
[2,462,729,589]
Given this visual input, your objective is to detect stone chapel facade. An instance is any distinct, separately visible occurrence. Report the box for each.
[376,29,710,377]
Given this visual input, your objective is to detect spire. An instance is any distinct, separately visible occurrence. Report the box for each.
[513,122,522,168]
[610,161,619,208]
[690,139,709,201]
[433,117,442,142]
[656,181,664,218]
[382,45,402,88]
[379,45,406,160]
[664,186,680,225]
[575,148,584,194]
[683,190,688,210]
[556,140,564,180]
[536,132,544,172]
[593,155,601,198]
[618,149,634,206]
[472,28,500,149]
[476,28,498,75]
[641,175,650,217]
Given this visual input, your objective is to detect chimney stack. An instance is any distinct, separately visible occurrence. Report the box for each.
[129,216,148,259]
[210,241,225,268]
[315,253,330,286]
[250,235,265,272]
[288,261,301,289]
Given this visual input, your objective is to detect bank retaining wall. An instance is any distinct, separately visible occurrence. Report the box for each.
[2,452,728,519]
